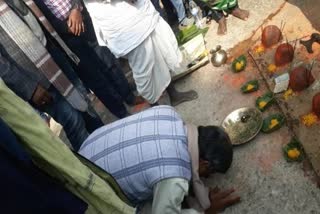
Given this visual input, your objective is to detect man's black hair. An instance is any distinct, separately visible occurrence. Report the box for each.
[198,126,233,173]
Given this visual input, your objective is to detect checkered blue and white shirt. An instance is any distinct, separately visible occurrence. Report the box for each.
[79,106,192,205]
[42,0,81,20]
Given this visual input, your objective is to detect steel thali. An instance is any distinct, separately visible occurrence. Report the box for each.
[221,107,263,145]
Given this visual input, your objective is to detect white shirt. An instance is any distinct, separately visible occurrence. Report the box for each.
[139,178,202,214]
[83,0,160,57]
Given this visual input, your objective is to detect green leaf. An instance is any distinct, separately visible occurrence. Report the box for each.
[261,113,285,133]
[241,80,259,93]
[176,25,209,45]
[232,55,247,72]
[256,91,274,112]
[283,138,304,162]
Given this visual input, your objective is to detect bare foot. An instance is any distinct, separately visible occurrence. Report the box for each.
[127,96,145,106]
[133,96,145,105]
[217,16,227,35]
[231,8,249,20]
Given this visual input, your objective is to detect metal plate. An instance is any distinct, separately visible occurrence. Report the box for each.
[221,107,263,145]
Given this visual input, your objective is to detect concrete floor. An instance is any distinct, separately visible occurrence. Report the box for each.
[173,0,320,213]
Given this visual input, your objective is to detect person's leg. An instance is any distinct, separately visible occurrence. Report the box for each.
[126,18,198,106]
[80,7,144,106]
[76,10,144,106]
[228,2,249,21]
[153,18,198,106]
[162,0,177,24]
[81,110,104,133]
[170,0,194,27]
[43,86,89,151]
[150,0,166,19]
[62,37,129,118]
[210,9,226,35]
[47,42,104,130]
[89,43,144,105]
[170,0,186,22]
[126,35,171,104]
[46,41,89,93]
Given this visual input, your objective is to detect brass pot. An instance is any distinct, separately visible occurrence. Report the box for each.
[210,45,227,67]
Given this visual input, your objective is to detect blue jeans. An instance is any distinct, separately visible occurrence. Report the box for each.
[170,0,186,22]
[47,42,104,133]
[43,86,102,151]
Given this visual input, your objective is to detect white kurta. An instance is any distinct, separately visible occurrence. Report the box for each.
[125,18,182,104]
[84,0,159,57]
[84,0,183,104]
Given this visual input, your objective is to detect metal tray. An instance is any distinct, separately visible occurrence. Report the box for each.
[221,107,263,145]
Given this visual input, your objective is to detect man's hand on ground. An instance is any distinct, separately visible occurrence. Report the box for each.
[32,85,53,109]
[205,187,240,214]
[68,9,85,36]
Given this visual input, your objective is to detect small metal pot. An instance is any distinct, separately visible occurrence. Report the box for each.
[210,45,227,67]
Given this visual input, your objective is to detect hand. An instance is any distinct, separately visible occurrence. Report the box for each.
[32,85,53,108]
[205,187,240,214]
[68,9,85,36]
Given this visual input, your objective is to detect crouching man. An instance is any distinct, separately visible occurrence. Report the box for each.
[79,106,240,213]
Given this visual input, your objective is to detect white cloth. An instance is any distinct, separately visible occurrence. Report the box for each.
[139,178,201,214]
[139,124,210,214]
[126,18,183,104]
[84,0,183,103]
[84,0,159,57]
[186,124,211,211]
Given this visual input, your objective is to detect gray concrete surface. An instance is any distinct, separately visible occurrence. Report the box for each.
[174,61,320,213]
[227,0,320,177]
[173,0,320,213]
[208,131,320,214]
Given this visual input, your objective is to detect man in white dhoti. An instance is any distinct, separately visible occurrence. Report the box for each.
[83,0,198,105]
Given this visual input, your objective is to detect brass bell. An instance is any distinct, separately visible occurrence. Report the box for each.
[210,45,227,67]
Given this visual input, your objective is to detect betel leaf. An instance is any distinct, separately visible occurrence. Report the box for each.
[176,25,209,45]
[261,113,285,133]
[232,55,247,72]
[241,80,259,93]
[256,91,274,112]
[283,138,304,162]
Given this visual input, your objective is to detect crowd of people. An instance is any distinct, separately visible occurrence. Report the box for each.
[0,0,248,213]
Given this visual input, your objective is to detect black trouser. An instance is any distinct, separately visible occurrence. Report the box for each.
[44,6,135,118]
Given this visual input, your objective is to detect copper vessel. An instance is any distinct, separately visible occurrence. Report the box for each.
[262,25,282,48]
